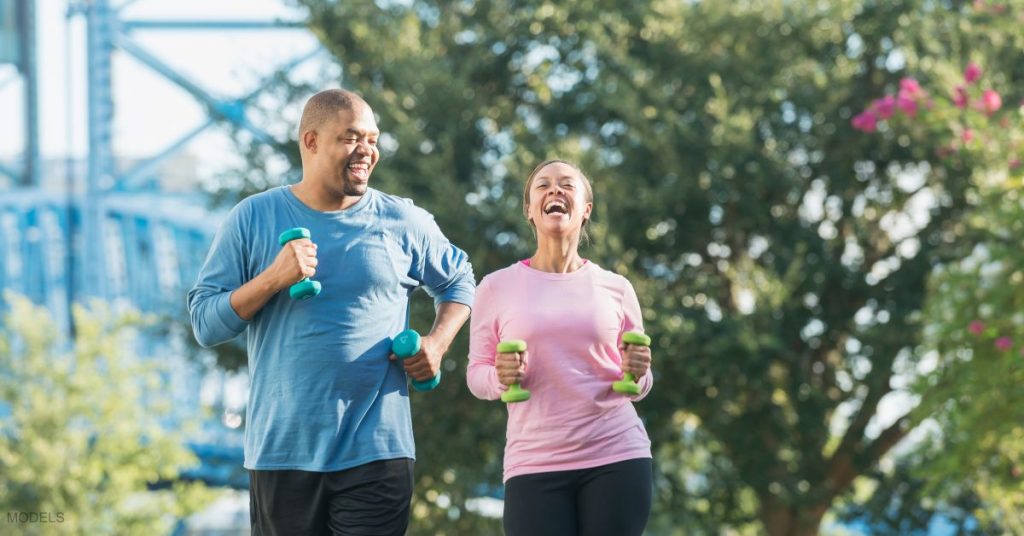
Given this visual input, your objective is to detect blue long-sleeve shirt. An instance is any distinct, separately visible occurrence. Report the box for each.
[187,186,475,471]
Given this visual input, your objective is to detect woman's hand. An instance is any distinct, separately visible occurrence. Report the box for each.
[620,343,652,378]
[495,349,528,387]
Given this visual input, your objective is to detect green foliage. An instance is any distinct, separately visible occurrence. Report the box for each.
[204,0,1024,532]
[836,459,1000,535]
[0,295,216,535]
[915,174,1024,530]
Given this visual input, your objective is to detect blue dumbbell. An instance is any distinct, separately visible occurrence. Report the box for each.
[392,329,441,391]
[277,227,322,300]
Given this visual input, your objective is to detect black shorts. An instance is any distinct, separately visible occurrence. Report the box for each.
[503,458,653,536]
[249,458,414,536]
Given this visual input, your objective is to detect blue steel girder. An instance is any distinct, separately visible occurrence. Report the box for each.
[19,0,39,188]
[108,16,318,190]
[0,161,20,182]
[76,0,317,298]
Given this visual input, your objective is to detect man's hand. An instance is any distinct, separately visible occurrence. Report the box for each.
[265,238,318,291]
[230,238,318,320]
[620,343,652,378]
[390,334,445,382]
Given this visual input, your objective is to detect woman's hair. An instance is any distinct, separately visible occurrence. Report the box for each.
[522,159,594,245]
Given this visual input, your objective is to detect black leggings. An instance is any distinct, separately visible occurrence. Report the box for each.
[503,458,652,536]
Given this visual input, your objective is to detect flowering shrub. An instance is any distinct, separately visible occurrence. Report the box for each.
[852,63,1020,169]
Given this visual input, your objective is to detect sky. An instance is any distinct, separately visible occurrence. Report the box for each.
[1,0,328,179]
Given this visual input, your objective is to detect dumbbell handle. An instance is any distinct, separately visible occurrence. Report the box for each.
[278,227,322,300]
[497,340,530,403]
[392,329,441,391]
[612,331,650,395]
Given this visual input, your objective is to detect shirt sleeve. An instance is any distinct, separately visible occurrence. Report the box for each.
[466,277,507,400]
[620,278,654,401]
[407,207,475,309]
[186,203,251,348]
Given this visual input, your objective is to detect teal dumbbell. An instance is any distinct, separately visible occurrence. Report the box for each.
[612,331,651,395]
[497,340,530,403]
[278,227,322,300]
[392,329,441,391]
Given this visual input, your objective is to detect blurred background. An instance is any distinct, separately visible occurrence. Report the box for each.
[1,0,1022,534]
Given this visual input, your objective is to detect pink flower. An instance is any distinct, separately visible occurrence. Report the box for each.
[1011,158,1021,170]
[964,63,982,84]
[899,78,923,98]
[996,336,1013,351]
[962,129,974,143]
[896,94,918,117]
[953,86,968,109]
[969,320,985,335]
[980,89,1002,115]
[872,95,896,119]
[851,110,878,132]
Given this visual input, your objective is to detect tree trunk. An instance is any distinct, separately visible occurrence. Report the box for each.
[761,499,829,536]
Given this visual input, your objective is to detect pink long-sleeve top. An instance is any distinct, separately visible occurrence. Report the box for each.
[467,260,653,482]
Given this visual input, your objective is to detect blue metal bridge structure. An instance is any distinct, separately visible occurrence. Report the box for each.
[1,0,324,490]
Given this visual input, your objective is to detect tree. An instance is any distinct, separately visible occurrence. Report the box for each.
[0,295,215,535]
[848,11,1024,531]
[216,0,1023,532]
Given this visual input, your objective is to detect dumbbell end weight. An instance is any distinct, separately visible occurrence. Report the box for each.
[278,227,310,245]
[612,374,642,395]
[501,384,531,403]
[289,279,322,300]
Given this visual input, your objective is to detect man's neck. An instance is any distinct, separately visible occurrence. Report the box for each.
[291,180,362,212]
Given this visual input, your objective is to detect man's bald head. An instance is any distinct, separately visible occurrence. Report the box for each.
[298,89,368,140]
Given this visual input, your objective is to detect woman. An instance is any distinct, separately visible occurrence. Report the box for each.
[467,159,654,535]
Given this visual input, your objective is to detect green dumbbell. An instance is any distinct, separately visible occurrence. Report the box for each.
[392,329,441,391]
[497,340,530,403]
[278,227,322,300]
[612,331,651,395]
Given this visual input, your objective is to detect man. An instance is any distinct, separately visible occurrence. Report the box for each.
[188,89,474,535]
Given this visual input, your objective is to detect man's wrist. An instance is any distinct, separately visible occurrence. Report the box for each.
[264,268,291,293]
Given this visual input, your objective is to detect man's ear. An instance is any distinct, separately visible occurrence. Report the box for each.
[302,130,318,153]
